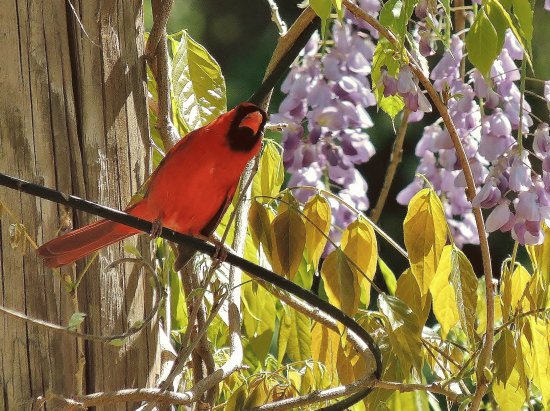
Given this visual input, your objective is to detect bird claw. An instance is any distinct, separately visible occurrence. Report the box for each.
[149,218,163,239]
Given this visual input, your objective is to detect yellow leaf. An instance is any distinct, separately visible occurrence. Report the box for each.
[524,318,550,407]
[270,206,306,279]
[337,338,367,385]
[527,225,550,285]
[252,139,284,202]
[449,245,478,347]
[378,294,423,377]
[277,306,312,363]
[303,194,331,271]
[493,329,517,385]
[396,269,431,328]
[429,246,459,338]
[242,280,277,360]
[311,322,339,381]
[321,248,361,320]
[248,200,275,264]
[501,264,530,320]
[341,219,378,307]
[403,188,448,296]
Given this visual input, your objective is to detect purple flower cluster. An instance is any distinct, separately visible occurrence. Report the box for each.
[272,5,381,238]
[398,31,550,245]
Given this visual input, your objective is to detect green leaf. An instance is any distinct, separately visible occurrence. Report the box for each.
[252,140,284,202]
[109,338,125,347]
[430,246,459,338]
[277,306,312,363]
[172,31,226,131]
[67,312,86,331]
[341,218,378,307]
[449,245,478,347]
[493,329,516,385]
[493,330,528,410]
[372,39,405,118]
[270,205,306,279]
[322,249,361,322]
[310,0,332,37]
[511,0,533,53]
[226,384,248,411]
[387,390,429,410]
[242,281,277,361]
[466,9,499,76]
[403,188,448,297]
[170,265,188,330]
[379,257,397,295]
[303,194,331,271]
[332,0,343,19]
[378,294,423,376]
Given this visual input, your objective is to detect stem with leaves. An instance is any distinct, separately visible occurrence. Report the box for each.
[343,2,494,409]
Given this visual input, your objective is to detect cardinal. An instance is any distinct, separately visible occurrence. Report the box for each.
[37,103,266,267]
[37,15,319,268]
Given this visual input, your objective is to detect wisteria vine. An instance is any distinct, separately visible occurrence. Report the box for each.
[274,0,550,247]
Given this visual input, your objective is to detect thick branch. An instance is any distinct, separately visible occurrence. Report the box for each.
[0,171,382,382]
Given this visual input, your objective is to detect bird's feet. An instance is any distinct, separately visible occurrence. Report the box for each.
[194,234,229,266]
[149,218,163,239]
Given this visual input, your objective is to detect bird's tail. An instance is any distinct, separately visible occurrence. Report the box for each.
[37,219,139,268]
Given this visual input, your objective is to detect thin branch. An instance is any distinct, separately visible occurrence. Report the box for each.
[0,259,162,343]
[370,109,410,223]
[342,3,494,409]
[373,381,460,402]
[265,0,288,36]
[145,0,174,61]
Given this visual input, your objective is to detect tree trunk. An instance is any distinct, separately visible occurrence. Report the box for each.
[0,1,159,409]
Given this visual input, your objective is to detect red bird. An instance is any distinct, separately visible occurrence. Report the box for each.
[38,103,267,268]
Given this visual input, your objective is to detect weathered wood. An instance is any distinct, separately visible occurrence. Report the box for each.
[0,1,159,409]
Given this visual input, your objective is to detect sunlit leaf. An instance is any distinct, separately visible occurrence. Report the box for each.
[378,294,423,376]
[322,248,361,321]
[270,204,306,279]
[312,322,340,380]
[252,139,284,203]
[493,329,517,385]
[310,0,332,37]
[523,318,550,406]
[501,264,530,320]
[341,218,378,307]
[303,194,331,271]
[372,39,405,118]
[242,281,277,361]
[466,9,499,76]
[387,390,429,410]
[224,384,248,411]
[379,258,397,295]
[403,188,448,297]
[397,269,431,329]
[337,338,367,385]
[277,306,312,363]
[449,245,478,347]
[244,377,270,409]
[248,200,275,264]
[67,312,86,331]
[172,31,226,131]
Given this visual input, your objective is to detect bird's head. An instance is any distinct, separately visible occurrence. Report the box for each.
[226,102,267,152]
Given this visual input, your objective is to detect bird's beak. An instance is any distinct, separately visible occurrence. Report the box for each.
[237,111,264,135]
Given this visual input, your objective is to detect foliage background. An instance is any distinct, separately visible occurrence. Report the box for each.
[144,0,550,288]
